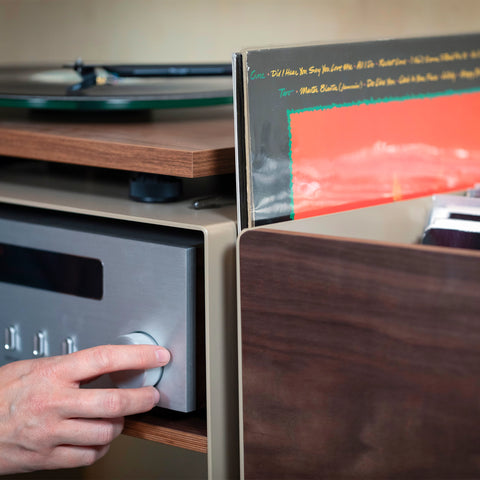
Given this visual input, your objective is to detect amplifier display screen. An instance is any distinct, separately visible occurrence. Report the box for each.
[0,243,103,300]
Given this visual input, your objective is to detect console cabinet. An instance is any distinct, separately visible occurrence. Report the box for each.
[0,105,238,480]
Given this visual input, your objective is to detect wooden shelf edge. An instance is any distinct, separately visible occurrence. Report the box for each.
[123,409,208,453]
[123,421,208,453]
[0,105,236,178]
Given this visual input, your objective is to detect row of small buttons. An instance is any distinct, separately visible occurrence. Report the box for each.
[4,326,76,357]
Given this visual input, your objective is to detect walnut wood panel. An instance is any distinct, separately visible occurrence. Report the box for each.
[0,106,234,177]
[240,228,480,479]
[124,408,207,453]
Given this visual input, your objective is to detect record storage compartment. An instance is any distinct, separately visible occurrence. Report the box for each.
[239,195,480,479]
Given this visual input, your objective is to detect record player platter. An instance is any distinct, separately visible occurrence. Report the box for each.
[0,62,233,110]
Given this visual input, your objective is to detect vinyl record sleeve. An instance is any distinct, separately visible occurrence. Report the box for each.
[235,34,480,230]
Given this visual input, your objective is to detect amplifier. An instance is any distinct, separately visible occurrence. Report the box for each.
[0,204,204,413]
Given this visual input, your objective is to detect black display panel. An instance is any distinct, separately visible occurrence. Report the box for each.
[0,243,103,299]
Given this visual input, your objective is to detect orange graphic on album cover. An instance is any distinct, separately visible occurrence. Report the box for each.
[289,90,480,220]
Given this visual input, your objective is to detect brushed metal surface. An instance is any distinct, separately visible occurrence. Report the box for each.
[0,204,201,412]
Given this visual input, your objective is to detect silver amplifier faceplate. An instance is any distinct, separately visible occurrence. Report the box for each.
[0,205,202,412]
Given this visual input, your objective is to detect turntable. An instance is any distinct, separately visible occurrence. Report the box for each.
[0,59,233,110]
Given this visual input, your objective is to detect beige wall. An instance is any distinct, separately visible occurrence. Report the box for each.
[1,0,480,65]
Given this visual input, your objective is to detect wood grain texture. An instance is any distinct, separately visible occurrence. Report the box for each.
[240,228,480,479]
[124,408,207,453]
[0,106,234,177]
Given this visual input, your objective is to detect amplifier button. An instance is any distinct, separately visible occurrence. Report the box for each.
[33,331,46,358]
[4,326,17,352]
[62,337,76,355]
[110,332,164,390]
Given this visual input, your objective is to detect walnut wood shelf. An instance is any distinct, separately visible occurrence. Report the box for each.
[124,409,207,453]
[0,105,235,178]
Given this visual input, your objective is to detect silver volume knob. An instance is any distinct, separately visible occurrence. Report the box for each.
[109,332,164,389]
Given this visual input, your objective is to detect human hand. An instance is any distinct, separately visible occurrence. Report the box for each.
[0,344,170,474]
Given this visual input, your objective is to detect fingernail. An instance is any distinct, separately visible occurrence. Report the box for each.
[156,347,171,365]
[153,387,160,404]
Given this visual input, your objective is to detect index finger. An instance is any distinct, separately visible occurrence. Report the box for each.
[54,344,170,383]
